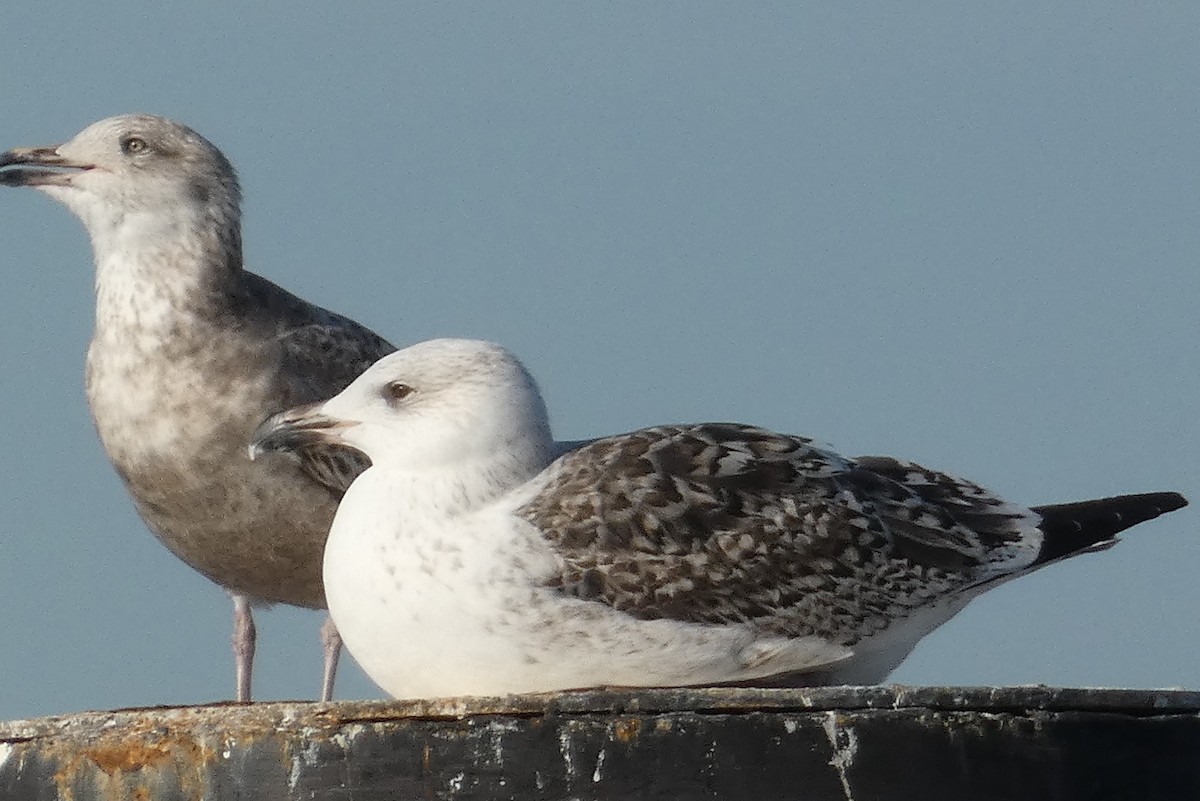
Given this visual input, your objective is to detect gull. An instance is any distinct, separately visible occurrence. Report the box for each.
[0,115,396,701]
[251,338,1187,698]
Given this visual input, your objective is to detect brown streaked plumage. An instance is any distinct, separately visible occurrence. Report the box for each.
[0,114,395,701]
[520,424,1185,682]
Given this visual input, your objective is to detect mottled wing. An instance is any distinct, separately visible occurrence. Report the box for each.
[246,273,397,494]
[517,424,1041,646]
[849,455,1040,571]
[278,321,395,492]
[278,320,394,400]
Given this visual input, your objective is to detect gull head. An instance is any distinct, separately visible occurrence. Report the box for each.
[251,339,555,473]
[0,114,241,235]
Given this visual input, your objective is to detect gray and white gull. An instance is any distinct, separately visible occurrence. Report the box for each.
[0,115,396,701]
[253,338,1187,698]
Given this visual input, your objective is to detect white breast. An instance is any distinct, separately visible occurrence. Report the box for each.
[323,469,854,698]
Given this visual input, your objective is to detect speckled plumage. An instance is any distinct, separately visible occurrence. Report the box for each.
[0,115,395,700]
[86,267,391,606]
[252,339,1186,698]
[521,424,1035,646]
[517,427,1184,684]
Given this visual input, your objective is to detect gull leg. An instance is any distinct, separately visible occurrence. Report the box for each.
[319,614,342,702]
[232,594,256,703]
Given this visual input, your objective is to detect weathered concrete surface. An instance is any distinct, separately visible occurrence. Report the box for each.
[0,686,1197,800]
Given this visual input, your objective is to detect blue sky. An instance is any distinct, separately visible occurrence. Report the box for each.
[0,4,1195,719]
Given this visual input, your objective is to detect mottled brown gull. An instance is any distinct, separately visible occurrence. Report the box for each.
[252,339,1186,698]
[0,115,395,701]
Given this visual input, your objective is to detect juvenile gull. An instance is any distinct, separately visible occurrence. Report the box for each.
[0,115,396,701]
[253,339,1187,698]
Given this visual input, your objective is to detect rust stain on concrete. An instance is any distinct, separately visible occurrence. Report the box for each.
[613,718,642,743]
[47,715,220,801]
[83,740,174,774]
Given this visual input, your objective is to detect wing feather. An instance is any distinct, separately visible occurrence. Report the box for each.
[243,273,396,494]
[517,424,1041,647]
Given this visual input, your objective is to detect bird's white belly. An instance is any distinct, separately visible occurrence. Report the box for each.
[323,518,545,698]
[323,476,850,699]
[812,594,974,685]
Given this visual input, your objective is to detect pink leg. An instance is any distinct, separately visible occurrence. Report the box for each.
[319,614,342,702]
[232,594,256,703]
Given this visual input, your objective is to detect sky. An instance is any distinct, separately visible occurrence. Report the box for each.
[0,4,1196,721]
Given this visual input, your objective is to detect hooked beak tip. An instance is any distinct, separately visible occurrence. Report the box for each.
[0,144,92,187]
[249,405,350,460]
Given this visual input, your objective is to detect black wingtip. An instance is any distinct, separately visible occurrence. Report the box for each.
[1030,491,1188,565]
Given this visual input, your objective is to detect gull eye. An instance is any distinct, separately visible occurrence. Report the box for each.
[121,136,149,155]
[385,381,415,403]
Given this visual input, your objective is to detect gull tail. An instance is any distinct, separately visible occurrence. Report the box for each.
[1030,491,1187,566]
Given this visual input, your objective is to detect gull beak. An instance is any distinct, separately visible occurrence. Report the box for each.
[0,144,93,187]
[249,403,355,460]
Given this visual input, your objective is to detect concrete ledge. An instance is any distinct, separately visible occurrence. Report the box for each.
[2,686,1198,800]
